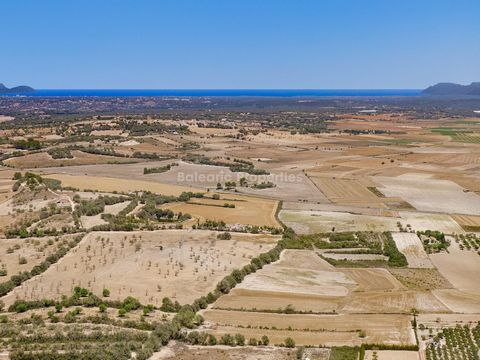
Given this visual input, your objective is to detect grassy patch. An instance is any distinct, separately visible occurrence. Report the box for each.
[329,346,359,360]
[367,186,385,198]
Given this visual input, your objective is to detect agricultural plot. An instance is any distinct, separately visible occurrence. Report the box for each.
[375,173,480,215]
[235,250,356,297]
[398,212,464,234]
[365,350,419,360]
[161,194,279,227]
[212,248,446,316]
[424,322,480,360]
[35,160,175,179]
[201,310,415,346]
[391,232,433,268]
[213,288,345,313]
[44,173,199,196]
[1,230,279,307]
[451,214,480,231]
[1,322,153,360]
[433,128,480,144]
[389,268,452,290]
[341,290,449,314]
[0,236,68,279]
[4,150,136,168]
[430,239,480,295]
[153,342,297,360]
[278,209,398,234]
[432,289,480,314]
[339,268,405,292]
[453,233,480,253]
[308,176,387,207]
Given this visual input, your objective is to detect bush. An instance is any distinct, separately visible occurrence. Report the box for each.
[220,334,236,346]
[217,231,232,240]
[235,333,245,346]
[261,335,270,346]
[285,337,296,348]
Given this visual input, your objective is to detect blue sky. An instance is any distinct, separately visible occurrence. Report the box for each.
[1,0,479,89]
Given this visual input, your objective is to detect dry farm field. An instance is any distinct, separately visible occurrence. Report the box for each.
[2,101,480,359]
[391,232,433,268]
[1,230,279,307]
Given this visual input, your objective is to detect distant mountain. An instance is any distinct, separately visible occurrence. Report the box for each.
[0,83,35,94]
[423,82,480,96]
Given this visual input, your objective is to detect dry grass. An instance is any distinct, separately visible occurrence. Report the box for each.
[162,194,279,227]
[391,232,433,268]
[44,173,197,196]
[2,230,279,307]
[152,342,297,360]
[430,240,480,295]
[5,151,135,169]
[202,310,415,346]
[0,236,67,278]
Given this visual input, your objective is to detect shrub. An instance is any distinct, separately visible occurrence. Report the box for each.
[261,335,270,346]
[217,231,232,240]
[285,337,296,348]
[235,333,245,346]
[220,333,235,346]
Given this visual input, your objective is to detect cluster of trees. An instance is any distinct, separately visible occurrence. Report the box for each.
[185,331,274,347]
[72,145,128,158]
[13,138,41,150]
[143,163,178,174]
[253,181,275,189]
[138,201,191,223]
[132,152,169,160]
[47,148,73,159]
[418,230,449,253]
[9,287,143,314]
[183,154,269,175]
[74,194,130,217]
[195,219,281,235]
[5,201,75,238]
[383,232,408,267]
[12,171,46,191]
[118,120,189,136]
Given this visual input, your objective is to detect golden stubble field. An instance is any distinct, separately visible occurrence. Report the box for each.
[161,194,279,228]
[4,151,136,169]
[1,230,279,307]
[201,310,415,346]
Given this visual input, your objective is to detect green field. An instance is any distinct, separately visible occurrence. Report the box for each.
[431,128,480,144]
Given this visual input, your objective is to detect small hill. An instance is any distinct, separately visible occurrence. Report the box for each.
[0,83,35,94]
[423,82,480,96]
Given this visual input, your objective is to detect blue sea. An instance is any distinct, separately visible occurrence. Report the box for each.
[4,89,422,97]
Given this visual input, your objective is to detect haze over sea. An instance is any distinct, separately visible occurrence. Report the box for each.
[7,89,421,97]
